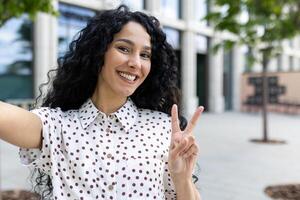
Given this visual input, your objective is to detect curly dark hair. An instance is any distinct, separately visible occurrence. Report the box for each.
[32,5,192,199]
[42,6,182,114]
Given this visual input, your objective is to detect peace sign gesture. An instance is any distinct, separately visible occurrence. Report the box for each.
[168,104,204,181]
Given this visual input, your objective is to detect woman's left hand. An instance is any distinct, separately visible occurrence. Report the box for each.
[168,104,204,181]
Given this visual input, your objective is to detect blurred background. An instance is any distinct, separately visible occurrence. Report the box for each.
[1,0,300,199]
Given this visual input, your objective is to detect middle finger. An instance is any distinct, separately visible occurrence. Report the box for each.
[184,106,204,134]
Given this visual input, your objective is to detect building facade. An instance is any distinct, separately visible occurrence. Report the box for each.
[1,0,299,116]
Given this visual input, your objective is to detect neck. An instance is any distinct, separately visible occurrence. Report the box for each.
[91,83,127,115]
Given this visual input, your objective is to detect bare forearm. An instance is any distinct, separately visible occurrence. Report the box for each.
[0,101,42,148]
[173,178,200,200]
[193,182,201,200]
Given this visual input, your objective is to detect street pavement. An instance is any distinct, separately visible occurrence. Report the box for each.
[1,111,300,200]
[196,112,300,200]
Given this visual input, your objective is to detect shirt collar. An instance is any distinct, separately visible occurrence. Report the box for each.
[79,98,138,131]
[114,98,138,132]
[78,98,101,129]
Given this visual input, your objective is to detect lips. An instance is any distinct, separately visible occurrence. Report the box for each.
[117,71,138,82]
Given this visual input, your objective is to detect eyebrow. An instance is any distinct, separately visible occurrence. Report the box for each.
[115,38,151,51]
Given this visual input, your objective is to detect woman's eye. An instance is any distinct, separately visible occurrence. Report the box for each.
[141,53,151,60]
[117,46,130,53]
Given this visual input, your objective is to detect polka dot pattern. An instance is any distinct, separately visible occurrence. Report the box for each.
[19,98,176,199]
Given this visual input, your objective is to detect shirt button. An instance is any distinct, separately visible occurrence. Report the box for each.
[106,127,110,132]
[108,185,114,191]
[107,153,112,159]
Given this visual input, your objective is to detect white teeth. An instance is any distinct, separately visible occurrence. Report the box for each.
[119,72,136,81]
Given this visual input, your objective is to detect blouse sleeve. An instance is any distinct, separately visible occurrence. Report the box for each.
[19,107,61,175]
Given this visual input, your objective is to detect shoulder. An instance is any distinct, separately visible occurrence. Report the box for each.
[30,107,78,123]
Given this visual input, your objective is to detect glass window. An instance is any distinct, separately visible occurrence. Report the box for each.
[161,0,181,19]
[196,34,207,53]
[223,50,233,110]
[195,0,207,25]
[289,56,294,71]
[0,16,33,100]
[121,0,145,11]
[244,47,252,72]
[163,27,181,50]
[277,54,282,71]
[58,3,96,57]
[289,39,293,48]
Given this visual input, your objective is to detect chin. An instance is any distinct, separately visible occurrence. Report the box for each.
[118,89,135,98]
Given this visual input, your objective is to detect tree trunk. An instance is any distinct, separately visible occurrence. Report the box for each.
[262,53,269,142]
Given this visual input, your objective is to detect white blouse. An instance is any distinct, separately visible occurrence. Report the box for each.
[19,98,176,200]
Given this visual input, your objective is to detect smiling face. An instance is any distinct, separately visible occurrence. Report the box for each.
[98,21,152,101]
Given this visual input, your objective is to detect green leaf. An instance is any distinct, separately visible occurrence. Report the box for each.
[0,0,57,27]
[204,0,300,67]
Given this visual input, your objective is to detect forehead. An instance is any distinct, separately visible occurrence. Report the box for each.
[113,21,151,47]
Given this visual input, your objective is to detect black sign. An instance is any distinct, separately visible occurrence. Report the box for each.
[245,76,285,105]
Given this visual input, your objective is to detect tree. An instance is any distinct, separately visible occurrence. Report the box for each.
[205,0,300,142]
[0,0,56,27]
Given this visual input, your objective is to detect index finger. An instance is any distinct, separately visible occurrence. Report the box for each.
[171,104,181,134]
[184,106,204,134]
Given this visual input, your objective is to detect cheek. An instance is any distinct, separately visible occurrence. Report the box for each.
[99,66,107,79]
[143,64,151,78]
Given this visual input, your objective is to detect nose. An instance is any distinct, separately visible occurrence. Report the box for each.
[127,54,141,69]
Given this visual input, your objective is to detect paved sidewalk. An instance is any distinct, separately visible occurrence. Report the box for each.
[196,112,300,200]
[1,112,300,200]
[0,141,31,190]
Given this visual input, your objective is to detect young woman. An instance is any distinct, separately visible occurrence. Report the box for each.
[0,5,203,200]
